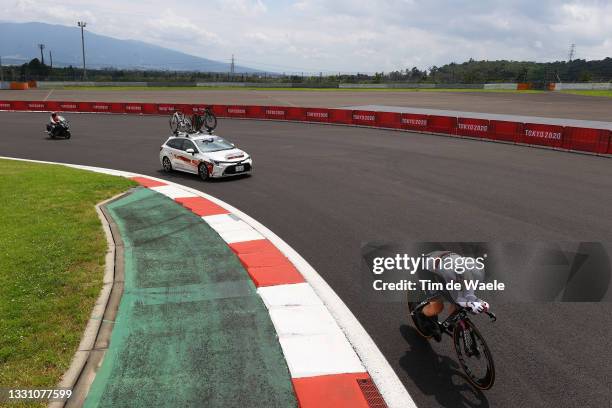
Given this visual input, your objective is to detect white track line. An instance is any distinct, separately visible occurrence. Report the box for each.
[43,89,54,101]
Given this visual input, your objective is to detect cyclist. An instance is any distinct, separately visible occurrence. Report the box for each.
[414,251,489,341]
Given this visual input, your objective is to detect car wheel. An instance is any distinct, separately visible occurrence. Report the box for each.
[198,163,209,181]
[162,157,173,172]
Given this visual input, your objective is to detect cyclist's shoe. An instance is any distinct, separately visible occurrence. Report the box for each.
[416,312,442,342]
[458,299,489,314]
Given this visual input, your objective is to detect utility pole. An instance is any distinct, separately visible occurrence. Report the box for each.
[38,43,45,65]
[77,21,87,80]
[230,54,235,77]
[49,50,53,69]
[568,43,576,62]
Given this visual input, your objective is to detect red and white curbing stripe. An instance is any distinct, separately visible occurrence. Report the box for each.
[132,176,384,407]
[1,157,416,408]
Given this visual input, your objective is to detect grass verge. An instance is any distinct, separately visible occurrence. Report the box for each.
[559,90,612,98]
[0,159,136,406]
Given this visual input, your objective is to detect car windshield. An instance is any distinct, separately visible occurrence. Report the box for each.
[194,138,234,152]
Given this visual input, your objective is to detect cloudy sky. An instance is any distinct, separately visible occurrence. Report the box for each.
[2,0,611,73]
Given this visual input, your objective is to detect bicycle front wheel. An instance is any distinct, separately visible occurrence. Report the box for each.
[169,112,181,133]
[453,318,495,390]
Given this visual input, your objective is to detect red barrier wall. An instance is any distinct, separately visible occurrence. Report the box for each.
[140,103,155,115]
[521,123,564,148]
[8,101,25,111]
[23,101,47,111]
[226,106,247,118]
[457,117,490,138]
[209,105,227,117]
[351,110,377,127]
[564,127,610,154]
[286,107,306,121]
[75,102,93,112]
[376,112,402,129]
[90,102,114,113]
[247,105,266,119]
[58,102,81,112]
[401,113,428,131]
[265,106,288,120]
[488,120,521,143]
[305,108,331,123]
[0,100,609,157]
[156,104,178,115]
[189,104,208,115]
[124,103,144,114]
[428,115,457,135]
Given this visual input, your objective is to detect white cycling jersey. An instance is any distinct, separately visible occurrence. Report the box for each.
[424,251,489,314]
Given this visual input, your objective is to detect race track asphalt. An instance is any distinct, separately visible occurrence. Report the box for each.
[3,88,612,121]
[1,112,611,408]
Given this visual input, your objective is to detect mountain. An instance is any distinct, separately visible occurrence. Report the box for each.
[0,21,259,72]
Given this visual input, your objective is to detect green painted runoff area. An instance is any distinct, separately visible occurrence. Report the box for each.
[84,188,296,408]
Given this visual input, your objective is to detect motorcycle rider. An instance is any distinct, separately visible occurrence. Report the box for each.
[415,251,489,341]
[47,112,63,136]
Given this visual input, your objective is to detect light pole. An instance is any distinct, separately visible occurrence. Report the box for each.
[77,21,87,80]
[38,44,45,65]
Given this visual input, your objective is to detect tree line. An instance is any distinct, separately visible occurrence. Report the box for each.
[3,57,612,84]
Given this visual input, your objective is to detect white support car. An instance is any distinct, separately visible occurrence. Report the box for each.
[159,134,252,180]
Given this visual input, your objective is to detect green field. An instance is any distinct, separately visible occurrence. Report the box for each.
[0,160,135,405]
[559,90,612,97]
[61,85,545,93]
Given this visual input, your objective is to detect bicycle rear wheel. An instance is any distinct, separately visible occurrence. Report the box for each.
[179,115,192,133]
[192,114,204,132]
[204,110,217,131]
[453,318,495,389]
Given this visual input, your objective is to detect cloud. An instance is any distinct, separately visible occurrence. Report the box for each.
[144,9,221,45]
[219,0,267,16]
[2,0,612,72]
[8,0,97,25]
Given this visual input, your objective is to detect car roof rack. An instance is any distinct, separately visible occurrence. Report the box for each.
[171,129,215,139]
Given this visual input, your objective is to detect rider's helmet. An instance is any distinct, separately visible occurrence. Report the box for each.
[51,112,58,118]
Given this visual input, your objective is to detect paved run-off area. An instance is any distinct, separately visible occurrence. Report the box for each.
[2,87,612,121]
[84,188,295,408]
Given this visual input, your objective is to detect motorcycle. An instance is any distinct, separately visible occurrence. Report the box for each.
[46,117,71,139]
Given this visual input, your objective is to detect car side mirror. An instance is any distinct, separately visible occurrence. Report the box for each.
[186,148,195,155]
